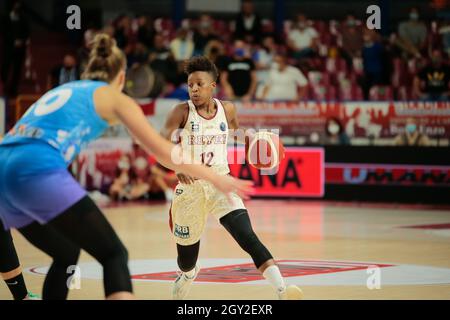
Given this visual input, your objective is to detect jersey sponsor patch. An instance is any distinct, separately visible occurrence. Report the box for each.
[174,224,190,239]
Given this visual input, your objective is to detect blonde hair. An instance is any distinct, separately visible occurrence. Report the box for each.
[81,33,126,83]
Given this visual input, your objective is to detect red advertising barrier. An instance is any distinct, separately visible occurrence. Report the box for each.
[228,147,325,197]
[326,163,450,187]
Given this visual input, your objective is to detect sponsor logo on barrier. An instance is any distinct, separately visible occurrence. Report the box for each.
[326,163,450,186]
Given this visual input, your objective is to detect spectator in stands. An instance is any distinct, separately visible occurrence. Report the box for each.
[127,42,149,69]
[170,27,194,62]
[136,15,155,49]
[149,33,178,86]
[439,21,450,57]
[260,53,308,101]
[109,155,132,201]
[414,49,450,101]
[360,29,386,100]
[1,0,30,97]
[339,13,363,70]
[254,35,278,82]
[114,14,132,50]
[234,0,262,44]
[47,54,79,89]
[193,14,218,56]
[323,117,350,145]
[396,7,427,59]
[287,13,319,60]
[394,118,430,146]
[220,40,257,101]
[204,40,228,72]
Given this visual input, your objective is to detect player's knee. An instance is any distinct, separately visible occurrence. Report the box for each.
[177,242,199,271]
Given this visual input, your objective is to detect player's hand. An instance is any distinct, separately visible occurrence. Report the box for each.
[177,173,196,184]
[212,175,254,202]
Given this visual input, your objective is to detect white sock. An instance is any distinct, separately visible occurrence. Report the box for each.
[262,265,286,292]
[184,266,196,279]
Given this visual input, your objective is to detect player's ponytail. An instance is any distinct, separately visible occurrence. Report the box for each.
[81,33,126,83]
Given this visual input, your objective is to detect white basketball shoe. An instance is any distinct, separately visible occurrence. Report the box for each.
[278,285,304,300]
[173,265,200,300]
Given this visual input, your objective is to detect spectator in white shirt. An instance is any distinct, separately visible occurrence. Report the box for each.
[170,27,194,62]
[261,54,308,101]
[287,14,319,59]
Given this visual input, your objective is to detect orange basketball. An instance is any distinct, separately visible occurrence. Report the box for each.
[245,132,285,170]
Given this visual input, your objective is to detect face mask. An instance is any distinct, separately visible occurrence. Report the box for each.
[328,124,340,134]
[410,12,419,21]
[271,62,279,69]
[118,160,130,170]
[347,20,356,27]
[298,22,306,29]
[200,21,211,29]
[406,124,416,133]
[134,157,148,170]
[234,48,245,57]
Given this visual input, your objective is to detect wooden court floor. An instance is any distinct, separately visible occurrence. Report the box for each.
[1,199,450,300]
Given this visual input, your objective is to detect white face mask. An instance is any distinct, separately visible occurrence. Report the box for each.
[134,157,148,170]
[328,124,340,134]
[118,160,130,170]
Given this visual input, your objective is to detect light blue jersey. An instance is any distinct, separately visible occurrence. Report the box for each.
[1,80,109,167]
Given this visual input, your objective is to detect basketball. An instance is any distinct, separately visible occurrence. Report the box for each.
[245,132,285,170]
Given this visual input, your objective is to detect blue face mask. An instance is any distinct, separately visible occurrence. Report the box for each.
[406,124,416,133]
[234,48,245,57]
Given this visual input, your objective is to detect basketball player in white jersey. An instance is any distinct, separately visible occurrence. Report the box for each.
[161,56,303,300]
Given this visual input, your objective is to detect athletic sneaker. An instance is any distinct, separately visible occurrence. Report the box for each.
[172,265,200,300]
[23,292,41,300]
[278,285,304,300]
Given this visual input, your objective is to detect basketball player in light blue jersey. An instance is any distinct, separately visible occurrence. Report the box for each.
[0,34,253,300]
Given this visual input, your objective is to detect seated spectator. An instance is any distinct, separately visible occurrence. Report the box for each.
[149,33,178,92]
[193,14,217,56]
[136,15,155,49]
[220,40,257,101]
[394,118,430,146]
[260,54,308,101]
[287,13,319,60]
[170,27,194,62]
[234,0,262,44]
[254,35,278,84]
[413,49,450,101]
[109,155,131,201]
[323,117,350,145]
[113,14,132,50]
[339,13,363,70]
[396,7,427,59]
[439,21,450,57]
[360,29,387,100]
[47,54,79,89]
[204,40,228,71]
[127,42,149,69]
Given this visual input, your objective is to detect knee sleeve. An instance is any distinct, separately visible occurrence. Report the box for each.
[177,241,200,272]
[220,209,273,269]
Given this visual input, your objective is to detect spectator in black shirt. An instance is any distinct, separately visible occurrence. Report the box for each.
[47,54,79,89]
[414,50,450,101]
[220,40,257,101]
[234,0,262,44]
[193,14,217,56]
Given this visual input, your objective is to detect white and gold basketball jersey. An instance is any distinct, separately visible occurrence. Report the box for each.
[178,98,230,176]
